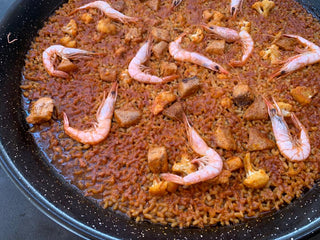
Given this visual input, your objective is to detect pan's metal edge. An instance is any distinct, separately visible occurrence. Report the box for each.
[0,140,118,240]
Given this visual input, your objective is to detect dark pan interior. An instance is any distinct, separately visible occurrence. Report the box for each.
[0,0,319,239]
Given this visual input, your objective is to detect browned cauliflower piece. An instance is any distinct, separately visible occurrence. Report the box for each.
[277,102,292,117]
[149,176,168,196]
[225,156,243,171]
[260,44,280,65]
[243,153,269,189]
[60,36,77,48]
[26,97,54,124]
[189,28,204,43]
[252,0,275,17]
[62,19,78,37]
[151,91,177,115]
[172,154,197,175]
[80,13,93,24]
[290,86,317,105]
[96,19,117,35]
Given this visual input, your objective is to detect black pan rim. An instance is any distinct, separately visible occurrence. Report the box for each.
[0,0,320,239]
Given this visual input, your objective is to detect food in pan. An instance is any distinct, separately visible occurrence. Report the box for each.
[21,0,320,228]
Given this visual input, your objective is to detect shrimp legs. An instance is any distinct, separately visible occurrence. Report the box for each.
[161,114,223,185]
[264,97,310,161]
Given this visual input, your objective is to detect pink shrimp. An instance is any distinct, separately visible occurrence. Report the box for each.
[169,33,229,74]
[264,97,310,161]
[63,82,118,145]
[161,114,223,185]
[201,24,240,43]
[229,30,254,67]
[70,1,138,24]
[43,45,97,78]
[270,34,320,79]
[128,40,179,84]
[231,0,244,18]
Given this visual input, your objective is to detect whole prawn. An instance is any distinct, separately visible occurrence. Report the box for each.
[169,33,229,74]
[264,97,310,161]
[43,45,98,78]
[128,40,179,84]
[70,1,138,24]
[63,82,118,145]
[270,34,320,79]
[229,29,254,67]
[161,113,223,185]
[202,24,254,66]
[231,0,244,18]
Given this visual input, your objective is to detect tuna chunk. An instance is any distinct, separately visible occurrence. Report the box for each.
[148,146,168,173]
[26,97,54,124]
[247,128,275,151]
[214,126,237,151]
[99,67,117,82]
[178,76,200,98]
[160,61,177,76]
[147,0,160,11]
[233,84,254,107]
[114,108,142,127]
[151,27,171,42]
[205,40,226,55]
[125,27,142,43]
[243,96,268,120]
[162,102,184,121]
[225,156,243,171]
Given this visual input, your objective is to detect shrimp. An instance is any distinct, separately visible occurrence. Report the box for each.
[231,0,244,18]
[63,82,118,145]
[128,40,179,84]
[201,24,240,43]
[270,34,320,79]
[160,114,223,185]
[229,30,254,67]
[69,1,138,24]
[169,33,229,74]
[43,45,98,78]
[264,97,310,161]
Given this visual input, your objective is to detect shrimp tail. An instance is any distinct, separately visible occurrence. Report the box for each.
[160,173,185,185]
[63,112,70,127]
[162,74,180,83]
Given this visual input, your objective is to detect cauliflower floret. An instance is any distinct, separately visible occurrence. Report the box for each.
[238,20,251,32]
[252,0,275,17]
[151,91,177,115]
[96,19,117,35]
[172,154,197,175]
[260,44,280,65]
[81,13,93,24]
[277,102,292,117]
[149,176,168,195]
[62,19,78,37]
[60,35,77,48]
[243,153,269,189]
[189,28,204,43]
[290,86,316,105]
